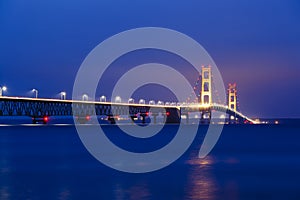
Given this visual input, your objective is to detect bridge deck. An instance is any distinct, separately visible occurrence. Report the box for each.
[0,96,257,124]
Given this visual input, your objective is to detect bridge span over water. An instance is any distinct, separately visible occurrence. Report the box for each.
[0,66,258,124]
[0,96,257,124]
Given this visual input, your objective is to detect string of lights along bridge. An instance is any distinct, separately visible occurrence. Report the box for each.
[0,66,258,124]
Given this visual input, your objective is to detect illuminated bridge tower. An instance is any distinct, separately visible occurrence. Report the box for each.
[228,83,237,111]
[200,65,212,123]
[228,83,238,123]
[201,65,212,104]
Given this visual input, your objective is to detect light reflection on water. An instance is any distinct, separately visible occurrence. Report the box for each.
[185,155,240,200]
[114,182,150,200]
[0,187,10,200]
[185,156,218,200]
[58,188,71,200]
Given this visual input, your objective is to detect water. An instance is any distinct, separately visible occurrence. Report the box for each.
[0,123,300,199]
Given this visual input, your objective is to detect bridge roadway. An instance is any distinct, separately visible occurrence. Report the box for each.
[0,96,257,124]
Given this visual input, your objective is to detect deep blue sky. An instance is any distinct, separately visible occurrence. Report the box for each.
[0,0,300,118]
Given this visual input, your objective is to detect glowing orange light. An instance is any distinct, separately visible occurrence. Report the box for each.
[86,115,91,121]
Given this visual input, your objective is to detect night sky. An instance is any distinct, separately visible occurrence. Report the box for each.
[0,0,300,118]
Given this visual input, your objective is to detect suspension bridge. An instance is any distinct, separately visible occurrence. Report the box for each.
[0,66,258,124]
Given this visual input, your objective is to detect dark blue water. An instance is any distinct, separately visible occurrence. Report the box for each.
[0,124,300,200]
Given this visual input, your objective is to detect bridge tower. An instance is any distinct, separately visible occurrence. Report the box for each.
[200,65,212,104]
[228,83,237,111]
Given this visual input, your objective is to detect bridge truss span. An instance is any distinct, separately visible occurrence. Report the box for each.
[0,97,180,124]
[0,97,257,124]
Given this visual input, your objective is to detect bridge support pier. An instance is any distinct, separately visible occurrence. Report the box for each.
[152,114,158,124]
[200,111,211,124]
[165,108,181,124]
[142,115,146,124]
[186,114,189,124]
[76,115,91,124]
[229,114,240,124]
[107,115,116,124]
[181,113,189,124]
[140,113,149,124]
[130,115,137,124]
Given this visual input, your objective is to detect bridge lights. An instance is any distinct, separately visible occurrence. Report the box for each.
[115,96,121,103]
[60,92,66,100]
[82,94,88,101]
[157,101,164,105]
[100,96,106,102]
[128,98,134,104]
[139,99,145,104]
[0,86,7,96]
[149,100,155,105]
[32,89,38,98]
